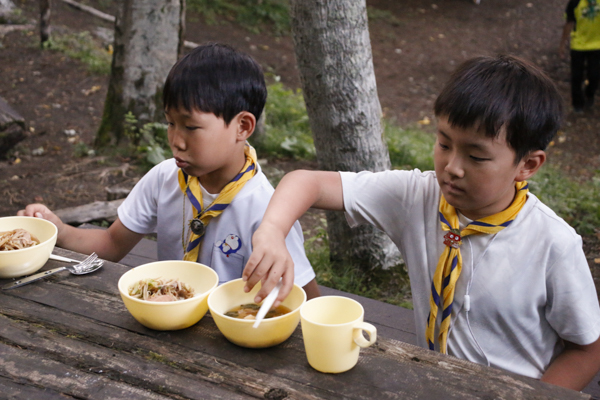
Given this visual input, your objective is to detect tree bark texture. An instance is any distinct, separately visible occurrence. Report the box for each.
[289,0,401,271]
[39,0,50,45]
[96,0,184,147]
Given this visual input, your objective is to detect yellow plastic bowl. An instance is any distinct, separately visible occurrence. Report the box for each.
[118,260,219,331]
[0,216,58,279]
[208,278,306,348]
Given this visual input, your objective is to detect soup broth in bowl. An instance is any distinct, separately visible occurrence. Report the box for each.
[208,278,306,348]
[225,303,291,320]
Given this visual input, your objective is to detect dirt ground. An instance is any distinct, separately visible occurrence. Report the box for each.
[1,0,600,294]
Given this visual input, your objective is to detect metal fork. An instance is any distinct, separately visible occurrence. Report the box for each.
[2,253,104,290]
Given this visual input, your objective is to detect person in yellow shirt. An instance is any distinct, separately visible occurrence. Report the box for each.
[559,0,600,113]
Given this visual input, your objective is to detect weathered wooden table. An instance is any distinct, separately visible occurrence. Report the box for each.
[0,247,590,399]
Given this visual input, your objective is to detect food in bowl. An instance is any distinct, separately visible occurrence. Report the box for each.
[128,278,195,302]
[118,260,219,330]
[0,228,40,250]
[208,278,306,348]
[225,303,291,320]
[0,216,58,279]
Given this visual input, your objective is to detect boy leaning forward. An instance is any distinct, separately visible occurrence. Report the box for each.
[243,55,600,391]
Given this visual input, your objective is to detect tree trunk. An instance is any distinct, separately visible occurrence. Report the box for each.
[95,0,185,147]
[39,0,50,45]
[289,0,400,272]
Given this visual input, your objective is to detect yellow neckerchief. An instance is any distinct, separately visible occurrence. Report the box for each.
[426,181,529,354]
[178,143,257,262]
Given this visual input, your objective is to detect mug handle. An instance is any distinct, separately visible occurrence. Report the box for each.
[353,322,377,348]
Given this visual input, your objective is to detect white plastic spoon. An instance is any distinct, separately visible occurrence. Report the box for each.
[253,280,282,329]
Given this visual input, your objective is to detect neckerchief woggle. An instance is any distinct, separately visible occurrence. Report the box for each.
[178,143,257,262]
[426,181,529,354]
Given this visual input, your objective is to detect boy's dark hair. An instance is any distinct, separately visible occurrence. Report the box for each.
[434,55,564,161]
[163,43,267,125]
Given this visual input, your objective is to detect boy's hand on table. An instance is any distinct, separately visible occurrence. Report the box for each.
[243,223,295,307]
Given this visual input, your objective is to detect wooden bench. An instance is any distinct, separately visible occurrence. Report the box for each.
[118,235,600,398]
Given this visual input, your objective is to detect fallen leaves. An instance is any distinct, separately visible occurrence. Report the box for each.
[82,85,101,96]
[417,116,431,125]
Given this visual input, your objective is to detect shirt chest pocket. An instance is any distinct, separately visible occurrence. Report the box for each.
[211,250,245,284]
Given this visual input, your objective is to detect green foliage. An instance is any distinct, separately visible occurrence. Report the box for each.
[0,7,26,25]
[42,31,111,75]
[73,142,96,158]
[187,0,291,35]
[251,81,315,160]
[366,6,403,26]
[123,112,172,170]
[186,2,403,35]
[385,122,435,171]
[255,84,436,167]
[304,219,413,309]
[90,220,111,228]
[529,165,600,235]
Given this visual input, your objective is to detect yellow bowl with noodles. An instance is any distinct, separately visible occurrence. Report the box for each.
[0,216,58,279]
[208,278,306,348]
[118,260,219,331]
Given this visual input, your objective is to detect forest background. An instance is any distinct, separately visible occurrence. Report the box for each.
[1,0,600,306]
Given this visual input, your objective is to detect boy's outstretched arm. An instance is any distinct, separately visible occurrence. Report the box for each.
[541,336,600,391]
[243,170,344,305]
[18,203,143,262]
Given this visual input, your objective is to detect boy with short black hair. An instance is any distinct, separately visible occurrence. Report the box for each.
[19,43,320,298]
[243,55,600,390]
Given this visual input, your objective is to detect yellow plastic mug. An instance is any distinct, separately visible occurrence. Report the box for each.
[300,296,377,373]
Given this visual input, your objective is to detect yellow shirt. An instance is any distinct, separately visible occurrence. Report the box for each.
[568,0,600,50]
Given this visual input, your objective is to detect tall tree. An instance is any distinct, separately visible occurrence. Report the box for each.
[96,0,185,147]
[289,0,400,272]
[39,0,51,46]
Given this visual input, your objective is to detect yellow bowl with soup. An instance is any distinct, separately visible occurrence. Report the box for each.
[0,216,58,279]
[118,260,219,330]
[208,278,306,348]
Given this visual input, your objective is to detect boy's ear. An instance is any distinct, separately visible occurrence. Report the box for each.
[515,150,546,182]
[235,112,256,141]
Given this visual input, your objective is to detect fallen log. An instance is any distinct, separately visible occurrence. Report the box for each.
[60,0,114,23]
[0,95,26,159]
[55,199,124,225]
[58,0,198,49]
[106,185,132,201]
[0,24,35,35]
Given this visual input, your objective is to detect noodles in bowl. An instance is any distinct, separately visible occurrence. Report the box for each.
[128,278,195,302]
[118,261,219,330]
[0,216,57,279]
[0,228,40,251]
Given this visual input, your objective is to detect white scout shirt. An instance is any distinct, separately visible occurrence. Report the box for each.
[118,159,315,287]
[340,169,600,378]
